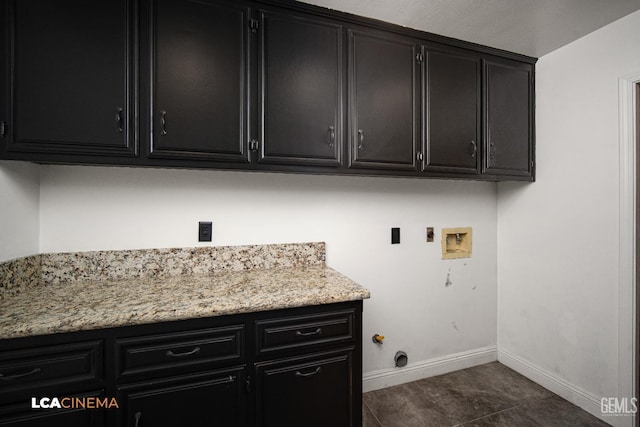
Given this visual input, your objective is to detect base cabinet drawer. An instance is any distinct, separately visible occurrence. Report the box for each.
[0,341,103,403]
[255,309,354,355]
[117,368,246,427]
[115,326,244,382]
[254,350,353,427]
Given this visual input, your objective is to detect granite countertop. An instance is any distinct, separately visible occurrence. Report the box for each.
[0,265,370,340]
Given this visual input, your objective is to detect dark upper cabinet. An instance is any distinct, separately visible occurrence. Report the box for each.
[422,47,480,174]
[145,0,249,162]
[348,29,420,171]
[0,0,535,181]
[2,0,136,157]
[484,59,534,178]
[258,10,343,166]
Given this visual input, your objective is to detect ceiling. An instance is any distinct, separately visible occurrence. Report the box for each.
[300,0,640,58]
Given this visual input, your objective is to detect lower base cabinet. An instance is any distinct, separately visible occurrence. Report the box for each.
[255,350,353,427]
[118,368,246,427]
[0,301,363,427]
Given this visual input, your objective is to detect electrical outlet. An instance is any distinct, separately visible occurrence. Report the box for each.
[426,227,434,242]
[198,222,212,242]
[391,227,400,244]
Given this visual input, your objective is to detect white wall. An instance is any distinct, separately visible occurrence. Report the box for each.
[0,161,40,262]
[497,9,640,421]
[39,164,498,375]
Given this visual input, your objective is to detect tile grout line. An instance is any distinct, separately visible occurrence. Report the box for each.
[363,398,385,427]
[452,392,553,426]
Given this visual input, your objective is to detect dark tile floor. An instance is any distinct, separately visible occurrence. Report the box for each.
[363,362,611,427]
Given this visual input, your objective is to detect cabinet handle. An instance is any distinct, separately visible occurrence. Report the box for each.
[295,366,322,377]
[470,140,477,159]
[221,375,236,384]
[489,142,496,160]
[296,327,322,337]
[357,129,364,150]
[134,412,141,427]
[0,367,41,381]
[166,346,201,358]
[160,111,168,136]
[0,121,6,138]
[115,108,124,133]
[327,126,335,148]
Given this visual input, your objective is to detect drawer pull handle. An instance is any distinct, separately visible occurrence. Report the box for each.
[357,129,364,150]
[115,107,124,133]
[134,411,141,427]
[160,110,168,136]
[0,367,41,381]
[222,375,236,384]
[166,346,201,358]
[328,125,335,148]
[296,327,322,337]
[296,366,322,378]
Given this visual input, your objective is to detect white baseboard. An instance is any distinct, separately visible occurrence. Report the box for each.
[362,345,497,393]
[498,347,635,427]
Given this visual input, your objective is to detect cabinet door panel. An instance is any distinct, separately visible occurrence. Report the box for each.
[424,49,480,174]
[484,60,533,177]
[348,30,419,171]
[120,368,245,427]
[8,0,135,156]
[255,351,352,427]
[259,11,342,166]
[0,390,103,427]
[149,0,248,162]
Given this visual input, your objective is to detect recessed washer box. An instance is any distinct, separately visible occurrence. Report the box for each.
[441,227,472,259]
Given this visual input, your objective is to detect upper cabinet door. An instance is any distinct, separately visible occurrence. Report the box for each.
[484,59,534,178]
[6,0,136,156]
[348,29,419,171]
[258,10,343,167]
[423,48,480,174]
[147,0,249,162]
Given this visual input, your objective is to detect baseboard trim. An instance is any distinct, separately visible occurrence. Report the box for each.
[362,346,497,393]
[498,348,635,427]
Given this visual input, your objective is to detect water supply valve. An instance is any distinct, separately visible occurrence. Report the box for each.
[372,334,385,344]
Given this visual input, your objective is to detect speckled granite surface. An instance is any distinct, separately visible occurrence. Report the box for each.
[0,242,326,298]
[0,265,370,339]
[41,242,326,285]
[0,254,41,299]
[0,242,370,340]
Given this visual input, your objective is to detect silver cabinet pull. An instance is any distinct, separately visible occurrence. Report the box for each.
[115,108,124,133]
[470,140,477,159]
[166,346,201,358]
[489,142,496,160]
[160,111,168,136]
[295,366,322,377]
[357,129,364,150]
[134,412,141,427]
[0,367,41,381]
[296,327,322,337]
[328,126,335,148]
